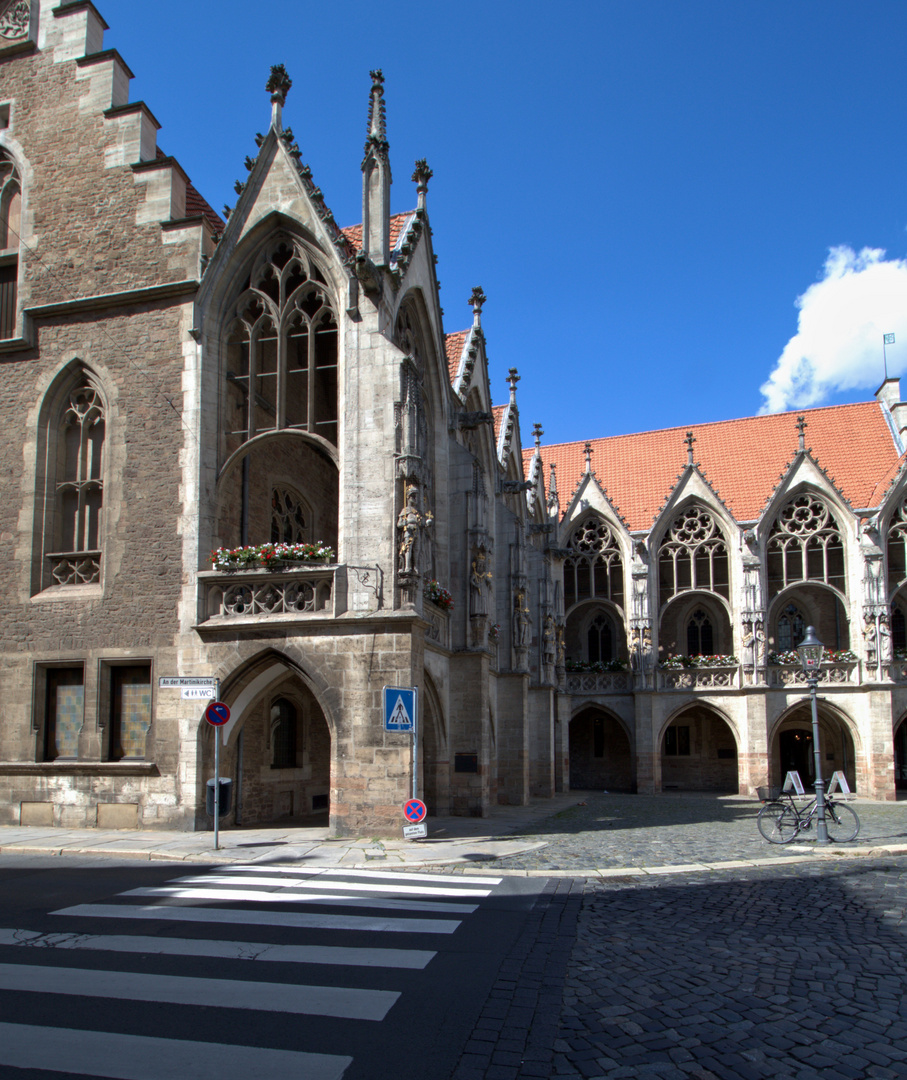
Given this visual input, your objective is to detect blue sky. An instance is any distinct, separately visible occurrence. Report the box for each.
[96,1,907,445]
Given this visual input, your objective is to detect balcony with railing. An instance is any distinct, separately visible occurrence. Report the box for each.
[198,564,346,627]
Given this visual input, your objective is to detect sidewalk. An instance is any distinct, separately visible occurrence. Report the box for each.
[1,792,905,876]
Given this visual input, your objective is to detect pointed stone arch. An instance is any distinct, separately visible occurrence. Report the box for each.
[421,667,448,815]
[196,648,336,827]
[569,704,635,792]
[657,701,739,793]
[768,699,861,793]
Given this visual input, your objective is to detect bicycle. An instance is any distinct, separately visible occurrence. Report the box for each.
[756,786,860,844]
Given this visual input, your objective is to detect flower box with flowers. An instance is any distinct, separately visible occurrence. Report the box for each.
[211,542,336,572]
[423,580,454,611]
[565,657,628,673]
[767,648,858,666]
[659,654,739,670]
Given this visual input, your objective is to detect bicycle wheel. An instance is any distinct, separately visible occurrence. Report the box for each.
[824,801,859,843]
[757,801,799,844]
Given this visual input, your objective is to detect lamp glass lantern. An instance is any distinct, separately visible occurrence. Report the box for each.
[797,625,824,673]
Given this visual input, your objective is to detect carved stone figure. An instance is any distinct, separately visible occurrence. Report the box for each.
[397,486,431,575]
[754,623,766,666]
[879,615,893,664]
[742,621,755,667]
[513,588,531,648]
[469,547,492,617]
[542,614,556,667]
[0,0,29,41]
[864,617,878,667]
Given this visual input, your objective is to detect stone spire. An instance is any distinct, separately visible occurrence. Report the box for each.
[796,414,807,452]
[470,286,486,329]
[362,69,391,266]
[685,430,696,466]
[532,423,544,450]
[507,367,520,405]
[412,159,432,211]
[266,64,292,133]
[548,462,560,515]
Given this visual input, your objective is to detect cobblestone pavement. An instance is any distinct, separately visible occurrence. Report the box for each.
[458,854,907,1079]
[489,793,907,871]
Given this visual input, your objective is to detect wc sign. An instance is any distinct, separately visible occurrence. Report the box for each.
[383,686,417,733]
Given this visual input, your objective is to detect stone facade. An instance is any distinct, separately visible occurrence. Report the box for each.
[0,5,905,838]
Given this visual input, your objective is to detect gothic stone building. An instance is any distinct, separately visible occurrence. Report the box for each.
[0,2,905,836]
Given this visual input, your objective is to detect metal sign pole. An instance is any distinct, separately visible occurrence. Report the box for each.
[412,687,418,801]
[214,678,220,851]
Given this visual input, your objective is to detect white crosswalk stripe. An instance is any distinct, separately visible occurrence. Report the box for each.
[0,864,500,1079]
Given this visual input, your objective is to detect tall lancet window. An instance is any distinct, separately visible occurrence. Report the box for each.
[0,151,21,339]
[42,377,105,588]
[224,237,338,455]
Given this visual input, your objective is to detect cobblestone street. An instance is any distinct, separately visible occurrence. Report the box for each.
[493,792,907,872]
[553,856,907,1079]
[454,795,907,1079]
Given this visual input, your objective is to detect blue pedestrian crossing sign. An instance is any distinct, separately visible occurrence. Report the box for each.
[384,686,417,732]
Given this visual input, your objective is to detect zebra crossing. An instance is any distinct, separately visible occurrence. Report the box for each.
[0,862,503,1079]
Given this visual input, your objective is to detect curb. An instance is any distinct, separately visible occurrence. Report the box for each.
[5,840,907,876]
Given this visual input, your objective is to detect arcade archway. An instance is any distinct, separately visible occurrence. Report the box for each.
[569,707,634,792]
[659,705,739,793]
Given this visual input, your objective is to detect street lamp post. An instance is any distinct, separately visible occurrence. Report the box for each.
[797,626,830,845]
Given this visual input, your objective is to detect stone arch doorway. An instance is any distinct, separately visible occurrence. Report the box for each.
[200,659,332,826]
[569,707,634,792]
[660,706,739,792]
[771,705,856,793]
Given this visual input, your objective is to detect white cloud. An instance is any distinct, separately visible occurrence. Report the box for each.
[759,245,907,413]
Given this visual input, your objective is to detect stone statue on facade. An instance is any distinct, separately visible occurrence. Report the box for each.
[469,547,492,617]
[879,614,893,665]
[864,616,878,668]
[397,485,432,575]
[513,588,531,647]
[542,613,556,678]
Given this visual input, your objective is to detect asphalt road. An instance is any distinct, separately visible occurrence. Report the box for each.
[0,854,548,1080]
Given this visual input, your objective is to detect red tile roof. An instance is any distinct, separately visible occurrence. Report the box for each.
[446,329,468,385]
[341,211,413,253]
[492,403,506,444]
[530,402,900,530]
[185,180,225,235]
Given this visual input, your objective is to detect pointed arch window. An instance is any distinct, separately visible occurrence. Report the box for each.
[0,151,21,339]
[225,237,338,456]
[777,603,806,652]
[40,378,105,589]
[587,613,614,664]
[271,697,298,769]
[270,486,309,544]
[766,493,844,598]
[564,517,624,610]
[658,505,729,605]
[686,608,714,656]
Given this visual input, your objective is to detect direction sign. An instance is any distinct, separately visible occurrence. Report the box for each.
[404,798,426,823]
[182,687,216,700]
[159,677,217,689]
[205,701,231,726]
[384,686,416,732]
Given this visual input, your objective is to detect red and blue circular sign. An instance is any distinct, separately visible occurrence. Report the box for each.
[404,798,426,823]
[205,701,231,726]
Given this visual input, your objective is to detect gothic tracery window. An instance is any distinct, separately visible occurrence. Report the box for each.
[587,612,615,664]
[564,517,624,610]
[43,379,105,588]
[225,238,338,455]
[686,608,714,656]
[0,151,21,339]
[766,493,845,598]
[777,603,806,652]
[270,487,308,544]
[658,505,729,605]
